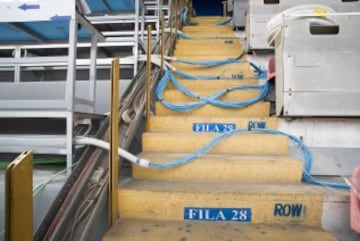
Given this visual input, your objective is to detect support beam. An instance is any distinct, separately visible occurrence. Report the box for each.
[9,23,46,43]
[160,12,165,75]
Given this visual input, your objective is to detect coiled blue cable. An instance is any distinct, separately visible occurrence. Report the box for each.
[156,69,269,112]
[148,127,349,189]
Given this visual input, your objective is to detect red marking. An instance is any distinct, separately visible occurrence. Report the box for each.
[267,56,276,81]
[351,167,360,233]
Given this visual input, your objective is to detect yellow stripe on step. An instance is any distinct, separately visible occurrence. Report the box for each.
[118,180,342,226]
[162,89,261,102]
[155,101,270,117]
[146,116,278,132]
[103,219,338,241]
[134,152,302,183]
[166,79,259,90]
[142,132,288,155]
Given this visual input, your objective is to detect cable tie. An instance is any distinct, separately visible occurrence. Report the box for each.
[138,159,150,168]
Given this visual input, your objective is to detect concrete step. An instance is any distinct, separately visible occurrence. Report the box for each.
[171,55,247,61]
[118,180,347,226]
[174,48,242,56]
[166,79,259,90]
[193,16,229,24]
[146,116,278,132]
[183,26,233,33]
[180,31,236,38]
[142,132,288,155]
[174,38,241,51]
[103,219,338,241]
[174,39,241,50]
[155,101,270,117]
[162,89,260,102]
[133,152,302,183]
[176,39,241,47]
[170,62,252,77]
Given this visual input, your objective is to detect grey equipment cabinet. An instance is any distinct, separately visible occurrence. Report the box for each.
[245,0,360,51]
[233,0,248,28]
[275,14,360,116]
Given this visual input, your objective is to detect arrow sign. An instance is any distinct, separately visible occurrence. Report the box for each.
[18,4,40,11]
[50,15,72,21]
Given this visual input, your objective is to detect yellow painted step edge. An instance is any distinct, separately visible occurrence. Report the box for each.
[155,101,270,117]
[134,152,302,183]
[147,116,278,132]
[142,132,288,155]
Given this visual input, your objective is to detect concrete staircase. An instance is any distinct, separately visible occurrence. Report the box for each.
[103,17,341,241]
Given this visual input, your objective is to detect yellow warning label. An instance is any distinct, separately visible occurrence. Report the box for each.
[312,8,328,15]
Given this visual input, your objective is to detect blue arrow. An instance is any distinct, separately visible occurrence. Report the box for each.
[50,15,72,21]
[18,4,40,11]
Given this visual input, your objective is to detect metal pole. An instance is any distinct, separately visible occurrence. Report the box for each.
[222,1,227,17]
[65,17,78,170]
[146,25,152,125]
[174,0,178,41]
[141,0,145,43]
[89,34,98,113]
[5,151,33,241]
[134,0,140,76]
[161,12,165,75]
[14,46,21,83]
[156,0,161,41]
[170,1,174,47]
[109,57,120,226]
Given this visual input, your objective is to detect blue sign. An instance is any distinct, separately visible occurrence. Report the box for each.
[192,123,236,133]
[248,120,266,130]
[274,203,305,217]
[18,4,40,11]
[184,207,252,222]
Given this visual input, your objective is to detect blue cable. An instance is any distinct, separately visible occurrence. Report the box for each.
[156,69,269,112]
[177,31,193,39]
[155,58,268,112]
[147,127,349,189]
[216,17,233,25]
[183,7,189,25]
[174,57,244,67]
[171,58,267,80]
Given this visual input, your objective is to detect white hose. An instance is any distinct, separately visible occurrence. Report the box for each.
[266,4,337,45]
[75,137,150,168]
[138,54,175,71]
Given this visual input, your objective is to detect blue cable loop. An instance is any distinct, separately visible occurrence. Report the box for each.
[183,7,189,25]
[170,58,266,80]
[174,57,244,67]
[155,58,269,112]
[147,127,349,189]
[156,69,269,112]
